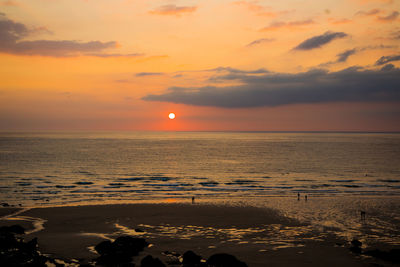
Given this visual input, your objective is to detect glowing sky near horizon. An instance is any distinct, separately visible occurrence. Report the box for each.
[0,0,399,131]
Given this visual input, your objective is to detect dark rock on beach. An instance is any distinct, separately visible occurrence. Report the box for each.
[182,250,203,266]
[162,250,181,265]
[0,224,25,235]
[94,236,148,266]
[207,253,248,267]
[364,248,400,263]
[95,240,113,255]
[141,255,166,267]
[349,239,362,254]
[0,224,54,267]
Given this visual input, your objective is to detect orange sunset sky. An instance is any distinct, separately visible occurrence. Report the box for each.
[0,0,399,131]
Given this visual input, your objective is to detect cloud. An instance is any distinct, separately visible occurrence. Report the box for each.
[0,14,137,57]
[210,67,269,74]
[143,66,400,108]
[375,55,400,65]
[320,45,396,66]
[377,11,399,22]
[356,8,381,16]
[0,13,30,41]
[149,5,197,16]
[245,38,274,47]
[260,19,315,31]
[293,31,348,51]
[328,18,353,24]
[0,0,19,6]
[135,72,164,77]
[336,49,358,62]
[233,1,277,17]
[207,67,269,82]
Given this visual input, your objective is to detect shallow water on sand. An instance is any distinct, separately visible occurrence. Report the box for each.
[229,196,400,247]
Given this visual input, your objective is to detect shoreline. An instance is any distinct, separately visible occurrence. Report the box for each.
[1,203,391,266]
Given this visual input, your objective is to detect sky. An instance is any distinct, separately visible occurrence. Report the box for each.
[0,0,399,131]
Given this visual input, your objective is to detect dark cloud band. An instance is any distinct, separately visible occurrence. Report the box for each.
[143,66,400,108]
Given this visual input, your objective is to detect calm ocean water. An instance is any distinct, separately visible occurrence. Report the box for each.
[0,132,399,206]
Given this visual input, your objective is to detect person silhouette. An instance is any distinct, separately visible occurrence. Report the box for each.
[360,210,366,221]
[192,196,195,204]
[297,193,300,201]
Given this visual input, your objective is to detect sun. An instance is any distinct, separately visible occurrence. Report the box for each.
[168,113,176,120]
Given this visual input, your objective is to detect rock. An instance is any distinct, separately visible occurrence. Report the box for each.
[364,248,400,263]
[8,225,25,234]
[349,239,362,254]
[0,225,49,267]
[350,239,362,248]
[113,236,148,256]
[207,253,248,267]
[350,246,362,254]
[94,240,113,255]
[94,236,148,266]
[1,202,10,207]
[0,225,25,235]
[162,251,181,265]
[0,229,19,250]
[182,250,202,266]
[140,255,166,267]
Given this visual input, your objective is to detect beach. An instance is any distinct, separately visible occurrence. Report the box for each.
[1,132,399,266]
[1,202,392,266]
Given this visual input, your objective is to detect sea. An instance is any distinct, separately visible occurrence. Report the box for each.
[1,131,400,246]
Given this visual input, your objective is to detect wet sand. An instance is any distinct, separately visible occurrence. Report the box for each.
[0,204,375,266]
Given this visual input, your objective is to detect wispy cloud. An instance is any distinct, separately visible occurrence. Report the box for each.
[260,19,315,31]
[245,38,274,47]
[149,5,197,16]
[375,55,400,65]
[0,13,139,57]
[233,1,277,17]
[356,8,382,16]
[143,66,400,108]
[135,72,164,77]
[336,49,358,62]
[293,31,348,51]
[377,11,399,22]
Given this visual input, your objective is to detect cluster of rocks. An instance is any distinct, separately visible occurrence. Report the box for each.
[0,225,60,267]
[0,223,248,267]
[349,238,400,264]
[93,236,247,267]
